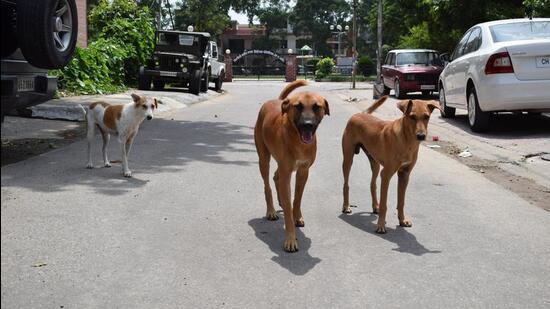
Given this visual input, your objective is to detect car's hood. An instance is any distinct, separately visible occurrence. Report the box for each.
[396,65,443,73]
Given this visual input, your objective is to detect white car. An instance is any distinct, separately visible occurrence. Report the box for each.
[438,18,550,132]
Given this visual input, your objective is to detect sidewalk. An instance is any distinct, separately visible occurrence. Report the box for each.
[27,88,222,121]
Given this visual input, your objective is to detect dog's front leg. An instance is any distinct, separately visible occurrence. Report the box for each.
[376,167,395,234]
[121,139,131,177]
[100,129,111,167]
[397,169,412,227]
[277,168,298,252]
[293,167,309,227]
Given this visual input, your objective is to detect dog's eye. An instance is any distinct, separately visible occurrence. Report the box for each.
[312,104,320,112]
[295,103,304,111]
[424,114,430,120]
[142,105,147,110]
[409,115,417,121]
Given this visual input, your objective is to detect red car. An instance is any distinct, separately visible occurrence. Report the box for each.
[382,49,443,98]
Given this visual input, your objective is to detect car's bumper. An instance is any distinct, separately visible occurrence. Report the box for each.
[477,74,550,112]
[1,74,57,114]
[141,68,190,80]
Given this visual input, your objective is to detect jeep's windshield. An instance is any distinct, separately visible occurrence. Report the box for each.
[158,33,196,46]
[396,52,442,66]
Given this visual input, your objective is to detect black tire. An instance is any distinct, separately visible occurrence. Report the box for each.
[467,86,490,132]
[200,70,209,92]
[17,0,78,69]
[138,73,151,90]
[439,85,455,118]
[214,71,224,91]
[1,4,17,57]
[189,70,201,95]
[382,81,390,95]
[395,80,405,99]
[153,80,165,90]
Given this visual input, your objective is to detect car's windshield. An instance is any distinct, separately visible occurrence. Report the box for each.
[490,21,550,42]
[396,52,441,66]
[157,33,197,46]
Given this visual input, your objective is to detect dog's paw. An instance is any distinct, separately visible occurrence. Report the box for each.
[342,205,352,214]
[283,237,299,252]
[123,171,132,178]
[266,211,279,221]
[399,219,412,227]
[372,205,379,214]
[86,164,94,169]
[104,162,112,168]
[295,218,305,227]
[375,225,387,234]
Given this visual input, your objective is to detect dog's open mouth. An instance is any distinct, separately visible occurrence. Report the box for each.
[297,124,317,144]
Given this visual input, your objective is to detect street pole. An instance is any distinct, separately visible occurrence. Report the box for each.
[352,0,357,89]
[157,0,162,31]
[376,0,383,84]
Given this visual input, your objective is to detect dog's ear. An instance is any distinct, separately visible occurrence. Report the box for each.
[323,98,330,116]
[153,98,158,109]
[281,98,290,114]
[131,93,142,104]
[397,99,413,115]
[427,100,442,113]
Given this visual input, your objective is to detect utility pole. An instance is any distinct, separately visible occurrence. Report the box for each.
[157,0,162,31]
[352,0,357,89]
[376,0,383,84]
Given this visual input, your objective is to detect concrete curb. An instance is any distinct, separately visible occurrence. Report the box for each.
[29,89,223,121]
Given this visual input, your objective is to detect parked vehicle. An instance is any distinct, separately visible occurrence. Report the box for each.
[438,18,550,132]
[382,49,444,99]
[139,30,225,95]
[1,0,78,121]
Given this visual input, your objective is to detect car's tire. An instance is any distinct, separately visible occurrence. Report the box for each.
[214,71,224,91]
[439,85,455,118]
[138,73,151,90]
[189,70,202,95]
[382,81,391,95]
[153,80,165,90]
[395,80,405,99]
[200,70,209,92]
[1,4,17,57]
[467,86,490,132]
[17,0,78,69]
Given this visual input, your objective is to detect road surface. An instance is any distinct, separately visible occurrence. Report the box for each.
[2,82,549,308]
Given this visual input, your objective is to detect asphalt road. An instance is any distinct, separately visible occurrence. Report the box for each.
[2,82,549,308]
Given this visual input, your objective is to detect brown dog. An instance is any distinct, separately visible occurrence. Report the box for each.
[341,96,441,233]
[254,80,330,252]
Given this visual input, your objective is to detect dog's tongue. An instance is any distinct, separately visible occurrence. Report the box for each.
[301,131,313,144]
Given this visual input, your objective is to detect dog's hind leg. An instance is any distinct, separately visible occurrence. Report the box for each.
[293,167,309,227]
[367,154,380,214]
[98,126,111,167]
[397,168,412,227]
[85,116,95,169]
[273,169,282,207]
[341,137,355,213]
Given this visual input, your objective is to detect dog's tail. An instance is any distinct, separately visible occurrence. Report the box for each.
[78,104,89,123]
[279,80,308,100]
[364,95,388,114]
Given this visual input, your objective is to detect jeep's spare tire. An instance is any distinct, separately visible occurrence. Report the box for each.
[17,0,78,69]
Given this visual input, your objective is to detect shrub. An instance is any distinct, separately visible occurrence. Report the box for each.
[357,55,374,76]
[315,57,335,78]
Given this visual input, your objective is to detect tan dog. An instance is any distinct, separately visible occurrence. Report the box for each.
[341,96,441,233]
[254,80,330,252]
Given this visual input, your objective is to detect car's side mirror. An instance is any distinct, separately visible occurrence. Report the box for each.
[439,53,450,66]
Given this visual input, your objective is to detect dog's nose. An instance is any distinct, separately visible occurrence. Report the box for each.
[147,115,153,120]
[416,133,426,141]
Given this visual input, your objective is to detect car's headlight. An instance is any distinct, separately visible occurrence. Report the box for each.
[406,74,415,81]
[182,67,188,73]
[155,61,159,66]
[175,58,180,63]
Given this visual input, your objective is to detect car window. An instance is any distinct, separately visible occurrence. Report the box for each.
[158,33,196,46]
[451,29,472,61]
[389,53,396,65]
[463,27,482,55]
[396,52,441,66]
[490,21,550,42]
[384,53,391,65]
[212,44,218,58]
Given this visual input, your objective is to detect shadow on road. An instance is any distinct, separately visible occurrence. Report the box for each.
[440,113,550,139]
[249,214,321,276]
[1,119,256,195]
[339,211,441,256]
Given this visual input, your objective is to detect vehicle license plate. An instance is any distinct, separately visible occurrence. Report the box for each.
[420,85,435,90]
[17,77,35,92]
[536,56,550,68]
[160,71,177,77]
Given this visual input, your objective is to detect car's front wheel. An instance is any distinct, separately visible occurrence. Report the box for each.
[189,70,201,95]
[200,70,209,92]
[394,80,405,99]
[138,73,151,90]
[382,80,390,95]
[214,71,224,91]
[467,86,490,132]
[153,80,165,90]
[439,85,455,118]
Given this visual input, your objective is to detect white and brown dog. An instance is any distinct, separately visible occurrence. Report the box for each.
[82,93,158,177]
